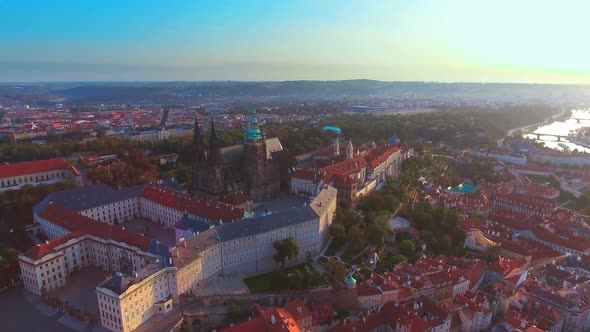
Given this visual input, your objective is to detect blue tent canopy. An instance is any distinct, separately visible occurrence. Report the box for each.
[322,126,342,135]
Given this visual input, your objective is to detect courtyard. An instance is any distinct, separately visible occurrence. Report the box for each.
[50,266,108,315]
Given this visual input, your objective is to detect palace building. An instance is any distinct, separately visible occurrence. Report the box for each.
[191,108,283,201]
[0,158,82,190]
[20,180,337,332]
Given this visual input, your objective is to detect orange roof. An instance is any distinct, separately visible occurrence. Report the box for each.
[29,204,153,260]
[321,157,367,177]
[331,311,386,332]
[291,169,320,182]
[284,299,312,321]
[357,282,382,297]
[0,158,80,179]
[221,307,301,332]
[363,145,399,169]
[141,184,244,222]
[26,231,85,260]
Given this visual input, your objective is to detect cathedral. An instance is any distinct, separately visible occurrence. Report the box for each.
[191,109,282,202]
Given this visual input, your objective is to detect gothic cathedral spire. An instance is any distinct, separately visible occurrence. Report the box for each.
[346,140,354,160]
[191,117,204,194]
[208,119,222,165]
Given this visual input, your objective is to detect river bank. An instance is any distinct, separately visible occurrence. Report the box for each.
[521,109,590,153]
[498,109,567,147]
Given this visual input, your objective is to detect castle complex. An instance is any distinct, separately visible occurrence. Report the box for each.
[18,183,336,332]
[191,108,282,201]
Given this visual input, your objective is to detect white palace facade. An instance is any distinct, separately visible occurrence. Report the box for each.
[19,183,337,332]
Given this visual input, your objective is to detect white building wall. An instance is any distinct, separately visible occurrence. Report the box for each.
[0,169,79,189]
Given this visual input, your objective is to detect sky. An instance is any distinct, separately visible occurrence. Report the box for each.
[1,0,589,83]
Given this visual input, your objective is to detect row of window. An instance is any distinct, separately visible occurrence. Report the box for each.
[0,171,69,187]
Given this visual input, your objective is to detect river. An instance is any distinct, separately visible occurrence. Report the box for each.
[522,109,590,153]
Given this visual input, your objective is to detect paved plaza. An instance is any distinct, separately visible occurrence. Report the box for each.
[195,275,249,297]
[51,266,107,315]
[0,286,75,332]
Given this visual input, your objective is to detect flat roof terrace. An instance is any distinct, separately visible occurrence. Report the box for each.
[252,193,308,216]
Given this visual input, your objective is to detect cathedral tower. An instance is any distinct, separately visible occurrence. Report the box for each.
[334,138,340,156]
[243,108,280,201]
[346,140,354,160]
[208,120,222,166]
[191,118,205,194]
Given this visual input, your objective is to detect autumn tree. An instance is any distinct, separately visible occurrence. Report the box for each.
[325,259,347,288]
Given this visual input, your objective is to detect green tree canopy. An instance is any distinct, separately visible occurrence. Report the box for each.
[273,237,300,267]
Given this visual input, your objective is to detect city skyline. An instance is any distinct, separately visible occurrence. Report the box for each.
[1,0,590,83]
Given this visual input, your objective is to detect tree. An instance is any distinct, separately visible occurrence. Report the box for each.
[273,237,299,267]
[302,265,314,290]
[325,259,347,287]
[329,223,346,247]
[399,240,416,257]
[305,252,313,266]
[347,224,367,252]
[367,223,387,248]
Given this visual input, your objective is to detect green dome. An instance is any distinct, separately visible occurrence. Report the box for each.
[244,108,265,141]
[345,274,357,284]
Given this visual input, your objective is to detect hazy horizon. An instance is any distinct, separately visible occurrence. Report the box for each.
[2,0,589,83]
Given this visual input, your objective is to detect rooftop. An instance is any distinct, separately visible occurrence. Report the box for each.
[0,158,80,179]
[28,204,158,260]
[141,183,244,223]
[217,204,317,241]
[34,184,144,215]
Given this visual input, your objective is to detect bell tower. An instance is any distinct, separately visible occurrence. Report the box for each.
[206,120,225,195]
[243,108,271,201]
[191,117,205,194]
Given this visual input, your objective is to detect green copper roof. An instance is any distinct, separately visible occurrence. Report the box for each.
[244,108,265,141]
[345,274,357,284]
[448,182,478,195]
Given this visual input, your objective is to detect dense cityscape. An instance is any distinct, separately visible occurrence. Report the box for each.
[2,84,590,332]
[3,1,590,332]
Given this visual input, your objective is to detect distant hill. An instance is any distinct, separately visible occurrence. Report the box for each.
[2,80,590,105]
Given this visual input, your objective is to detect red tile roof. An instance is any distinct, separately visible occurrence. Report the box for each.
[222,307,301,332]
[264,308,301,332]
[0,158,80,179]
[29,204,153,260]
[363,145,399,169]
[331,311,386,332]
[357,282,382,297]
[291,169,320,182]
[531,225,590,252]
[320,157,367,177]
[284,299,312,321]
[26,231,86,260]
[141,184,244,222]
[494,193,556,213]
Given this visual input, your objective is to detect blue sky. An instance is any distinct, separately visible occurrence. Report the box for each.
[1,0,589,83]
